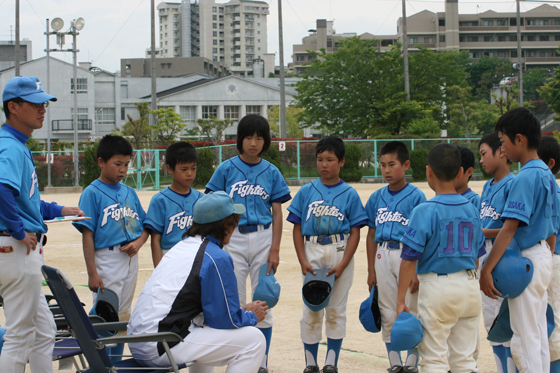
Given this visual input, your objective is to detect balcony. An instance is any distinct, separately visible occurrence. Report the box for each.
[245,15,255,21]
[52,119,92,132]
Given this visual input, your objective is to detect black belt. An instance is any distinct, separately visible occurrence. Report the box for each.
[0,231,47,246]
[238,223,271,234]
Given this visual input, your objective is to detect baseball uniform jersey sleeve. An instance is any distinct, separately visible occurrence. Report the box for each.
[501,159,559,249]
[365,183,427,242]
[206,156,291,226]
[73,179,146,249]
[401,194,485,274]
[462,188,481,210]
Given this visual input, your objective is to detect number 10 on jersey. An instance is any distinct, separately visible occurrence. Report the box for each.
[439,218,477,257]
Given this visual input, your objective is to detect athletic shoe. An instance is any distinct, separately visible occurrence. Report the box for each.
[304,366,320,373]
[403,366,418,373]
[388,366,404,373]
[258,368,268,373]
[322,365,338,373]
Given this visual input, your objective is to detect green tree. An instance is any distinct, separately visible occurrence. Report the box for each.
[26,136,44,151]
[404,117,441,138]
[463,56,514,100]
[122,114,151,149]
[540,67,560,117]
[196,116,234,145]
[492,83,519,115]
[267,105,304,138]
[151,107,187,147]
[446,85,500,137]
[524,68,549,101]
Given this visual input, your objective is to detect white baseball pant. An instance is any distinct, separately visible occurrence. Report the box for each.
[0,235,56,373]
[549,253,560,362]
[300,238,354,343]
[225,226,273,328]
[375,241,418,344]
[509,241,553,373]
[133,324,265,373]
[94,245,139,322]
[417,270,481,373]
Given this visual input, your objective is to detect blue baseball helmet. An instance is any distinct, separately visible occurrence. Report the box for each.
[0,325,5,353]
[488,239,533,298]
[391,311,423,351]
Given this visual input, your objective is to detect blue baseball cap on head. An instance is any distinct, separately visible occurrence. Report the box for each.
[359,285,381,333]
[391,311,423,351]
[2,76,57,103]
[302,269,335,312]
[252,263,281,308]
[193,191,246,224]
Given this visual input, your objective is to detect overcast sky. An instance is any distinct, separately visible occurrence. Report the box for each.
[0,0,552,73]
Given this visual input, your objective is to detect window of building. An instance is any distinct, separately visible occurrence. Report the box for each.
[70,108,89,123]
[511,50,518,57]
[527,35,536,41]
[485,52,495,57]
[555,20,560,25]
[161,63,166,69]
[424,37,434,43]
[541,51,551,57]
[528,51,536,57]
[497,19,506,26]
[165,41,168,45]
[165,32,167,37]
[539,20,550,26]
[541,35,550,41]
[409,37,418,43]
[121,108,125,121]
[179,106,196,126]
[213,15,217,21]
[246,106,261,116]
[460,21,478,27]
[167,63,171,68]
[296,55,305,61]
[466,36,478,42]
[224,106,239,121]
[510,18,517,26]
[120,84,128,99]
[439,18,445,26]
[213,31,218,37]
[510,35,517,41]
[165,24,167,29]
[309,55,316,60]
[70,78,88,94]
[327,40,332,47]
[556,35,560,41]
[95,108,116,127]
[212,6,217,12]
[459,36,464,42]
[484,36,494,42]
[213,47,218,53]
[468,52,478,58]
[499,51,506,57]
[483,20,494,26]
[527,19,535,25]
[439,35,446,42]
[498,36,506,42]
[202,106,218,119]
[213,39,218,45]
[213,23,217,29]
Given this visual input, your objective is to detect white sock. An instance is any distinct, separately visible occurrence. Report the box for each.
[325,349,336,366]
[305,350,317,367]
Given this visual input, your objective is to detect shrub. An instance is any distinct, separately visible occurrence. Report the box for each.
[261,143,284,175]
[82,142,100,188]
[340,143,363,182]
[410,148,429,182]
[194,148,215,188]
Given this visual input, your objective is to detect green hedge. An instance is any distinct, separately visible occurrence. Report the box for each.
[340,143,363,182]
[194,148,215,188]
[410,148,429,182]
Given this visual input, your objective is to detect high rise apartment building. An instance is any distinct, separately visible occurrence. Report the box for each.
[293,3,560,74]
[157,0,269,76]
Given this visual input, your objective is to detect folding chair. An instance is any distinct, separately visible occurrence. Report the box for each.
[42,265,195,373]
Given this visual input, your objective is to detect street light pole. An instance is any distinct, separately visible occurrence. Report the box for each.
[72,20,80,187]
[15,0,20,76]
[45,19,52,187]
[278,0,287,138]
[516,0,523,107]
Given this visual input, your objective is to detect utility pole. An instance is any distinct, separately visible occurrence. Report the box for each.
[45,19,52,187]
[402,0,410,101]
[72,21,80,187]
[278,0,287,138]
[15,0,20,76]
[150,0,157,140]
[516,0,523,107]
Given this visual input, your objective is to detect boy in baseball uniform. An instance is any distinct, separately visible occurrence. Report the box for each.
[365,141,426,372]
[287,137,368,373]
[144,142,203,267]
[455,145,481,208]
[538,136,560,373]
[480,108,559,373]
[397,143,486,373]
[478,132,515,373]
[73,135,149,362]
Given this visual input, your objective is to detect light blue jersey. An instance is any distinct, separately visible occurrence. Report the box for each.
[401,194,485,275]
[365,183,426,243]
[480,174,514,230]
[73,179,146,249]
[144,187,203,250]
[462,188,481,210]
[0,126,46,234]
[501,159,559,250]
[287,179,367,236]
[206,156,291,226]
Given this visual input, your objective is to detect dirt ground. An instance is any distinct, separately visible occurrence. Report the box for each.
[6,180,505,372]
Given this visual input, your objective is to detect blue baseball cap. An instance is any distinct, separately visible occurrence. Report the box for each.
[2,76,57,103]
[193,191,246,224]
[487,299,512,343]
[302,269,335,312]
[391,311,423,351]
[89,288,119,336]
[252,263,281,308]
[359,285,381,333]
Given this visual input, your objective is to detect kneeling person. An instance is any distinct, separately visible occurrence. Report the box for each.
[127,191,268,371]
